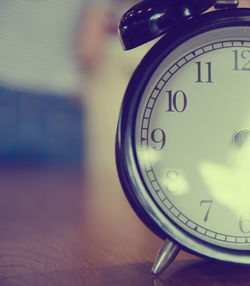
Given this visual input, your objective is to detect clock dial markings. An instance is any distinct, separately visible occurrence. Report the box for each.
[157,80,165,90]
[169,65,178,74]
[162,73,171,84]
[213,42,223,49]
[136,32,250,249]
[176,58,187,68]
[185,53,195,61]
[243,41,250,47]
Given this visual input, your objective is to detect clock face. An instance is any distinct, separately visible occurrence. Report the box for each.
[135,26,250,250]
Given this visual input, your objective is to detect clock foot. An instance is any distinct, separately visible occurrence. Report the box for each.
[152,239,180,275]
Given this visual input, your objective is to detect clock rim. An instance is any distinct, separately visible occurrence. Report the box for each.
[116,8,250,263]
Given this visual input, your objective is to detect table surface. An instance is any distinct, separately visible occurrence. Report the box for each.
[0,165,250,286]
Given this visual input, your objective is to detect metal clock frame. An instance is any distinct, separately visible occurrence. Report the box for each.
[116,8,250,264]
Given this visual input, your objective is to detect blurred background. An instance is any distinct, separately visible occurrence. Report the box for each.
[0,0,155,179]
[0,3,163,283]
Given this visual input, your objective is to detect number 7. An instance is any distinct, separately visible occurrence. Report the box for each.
[200,200,213,222]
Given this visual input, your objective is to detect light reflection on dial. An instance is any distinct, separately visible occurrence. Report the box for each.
[135,27,250,250]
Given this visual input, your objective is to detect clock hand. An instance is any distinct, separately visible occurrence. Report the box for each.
[152,239,180,275]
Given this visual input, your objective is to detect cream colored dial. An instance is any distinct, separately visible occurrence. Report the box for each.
[135,26,250,250]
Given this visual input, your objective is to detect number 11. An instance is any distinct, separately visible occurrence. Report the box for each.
[195,61,214,83]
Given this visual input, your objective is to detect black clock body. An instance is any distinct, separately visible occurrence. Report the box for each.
[116,7,250,264]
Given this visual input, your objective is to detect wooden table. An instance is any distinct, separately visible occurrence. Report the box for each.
[0,164,250,286]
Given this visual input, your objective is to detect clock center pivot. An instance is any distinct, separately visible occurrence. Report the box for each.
[233,129,250,148]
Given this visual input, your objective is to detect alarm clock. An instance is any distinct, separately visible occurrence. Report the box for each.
[115,0,250,275]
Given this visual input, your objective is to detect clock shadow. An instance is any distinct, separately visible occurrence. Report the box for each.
[100,259,250,286]
[157,260,250,286]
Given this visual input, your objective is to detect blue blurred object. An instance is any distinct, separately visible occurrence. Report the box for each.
[0,87,84,165]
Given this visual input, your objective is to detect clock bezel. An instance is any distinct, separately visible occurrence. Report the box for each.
[116,8,250,263]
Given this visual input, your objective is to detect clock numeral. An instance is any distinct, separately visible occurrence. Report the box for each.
[166,90,187,112]
[233,50,250,71]
[151,128,166,151]
[239,214,250,233]
[195,61,214,83]
[200,200,213,222]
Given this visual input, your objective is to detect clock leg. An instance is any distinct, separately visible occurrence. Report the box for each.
[152,238,180,275]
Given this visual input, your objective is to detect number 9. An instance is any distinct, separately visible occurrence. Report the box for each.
[151,128,166,151]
